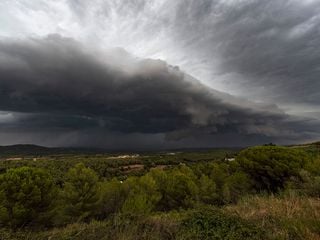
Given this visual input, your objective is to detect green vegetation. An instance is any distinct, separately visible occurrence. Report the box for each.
[237,146,308,192]
[61,163,101,223]
[0,167,56,228]
[0,145,320,239]
[0,148,237,182]
[178,208,265,240]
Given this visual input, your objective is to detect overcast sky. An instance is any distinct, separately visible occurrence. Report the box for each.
[0,0,319,149]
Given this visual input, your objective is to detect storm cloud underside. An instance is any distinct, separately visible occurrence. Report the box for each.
[0,0,320,148]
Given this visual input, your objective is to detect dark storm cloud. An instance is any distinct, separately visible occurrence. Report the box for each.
[168,0,320,106]
[0,35,319,147]
[3,0,320,112]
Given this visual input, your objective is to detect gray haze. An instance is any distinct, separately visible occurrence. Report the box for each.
[0,0,320,148]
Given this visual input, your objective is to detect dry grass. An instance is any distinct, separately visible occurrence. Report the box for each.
[0,214,181,240]
[225,194,320,240]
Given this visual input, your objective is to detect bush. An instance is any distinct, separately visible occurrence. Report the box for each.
[178,207,266,240]
[0,167,56,228]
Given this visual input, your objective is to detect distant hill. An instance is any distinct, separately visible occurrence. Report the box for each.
[0,144,51,156]
[287,141,320,148]
[0,144,243,157]
[0,141,317,157]
[0,144,105,157]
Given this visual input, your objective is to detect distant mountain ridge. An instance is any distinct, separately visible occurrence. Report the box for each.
[0,144,104,156]
[0,141,318,157]
[0,144,241,157]
[0,144,50,150]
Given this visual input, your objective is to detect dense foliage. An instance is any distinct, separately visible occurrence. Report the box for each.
[0,149,236,182]
[179,208,265,240]
[237,146,309,192]
[0,145,320,239]
[0,167,56,228]
[61,163,101,223]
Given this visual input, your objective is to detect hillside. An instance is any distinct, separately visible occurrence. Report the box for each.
[0,144,109,157]
[0,145,320,239]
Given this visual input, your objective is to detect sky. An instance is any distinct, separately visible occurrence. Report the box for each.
[0,0,320,149]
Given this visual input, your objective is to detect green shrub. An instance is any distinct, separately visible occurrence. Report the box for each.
[297,171,320,197]
[178,207,266,240]
[0,167,56,228]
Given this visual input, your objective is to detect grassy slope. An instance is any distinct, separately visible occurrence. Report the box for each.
[2,195,320,240]
[225,195,320,240]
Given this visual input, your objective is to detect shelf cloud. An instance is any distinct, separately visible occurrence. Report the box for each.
[0,36,318,148]
[0,0,320,148]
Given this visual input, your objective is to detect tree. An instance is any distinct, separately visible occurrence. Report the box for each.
[223,172,252,203]
[198,174,218,204]
[209,163,229,204]
[237,146,308,192]
[154,167,199,210]
[0,167,56,228]
[122,174,161,215]
[99,178,128,218]
[62,163,100,222]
